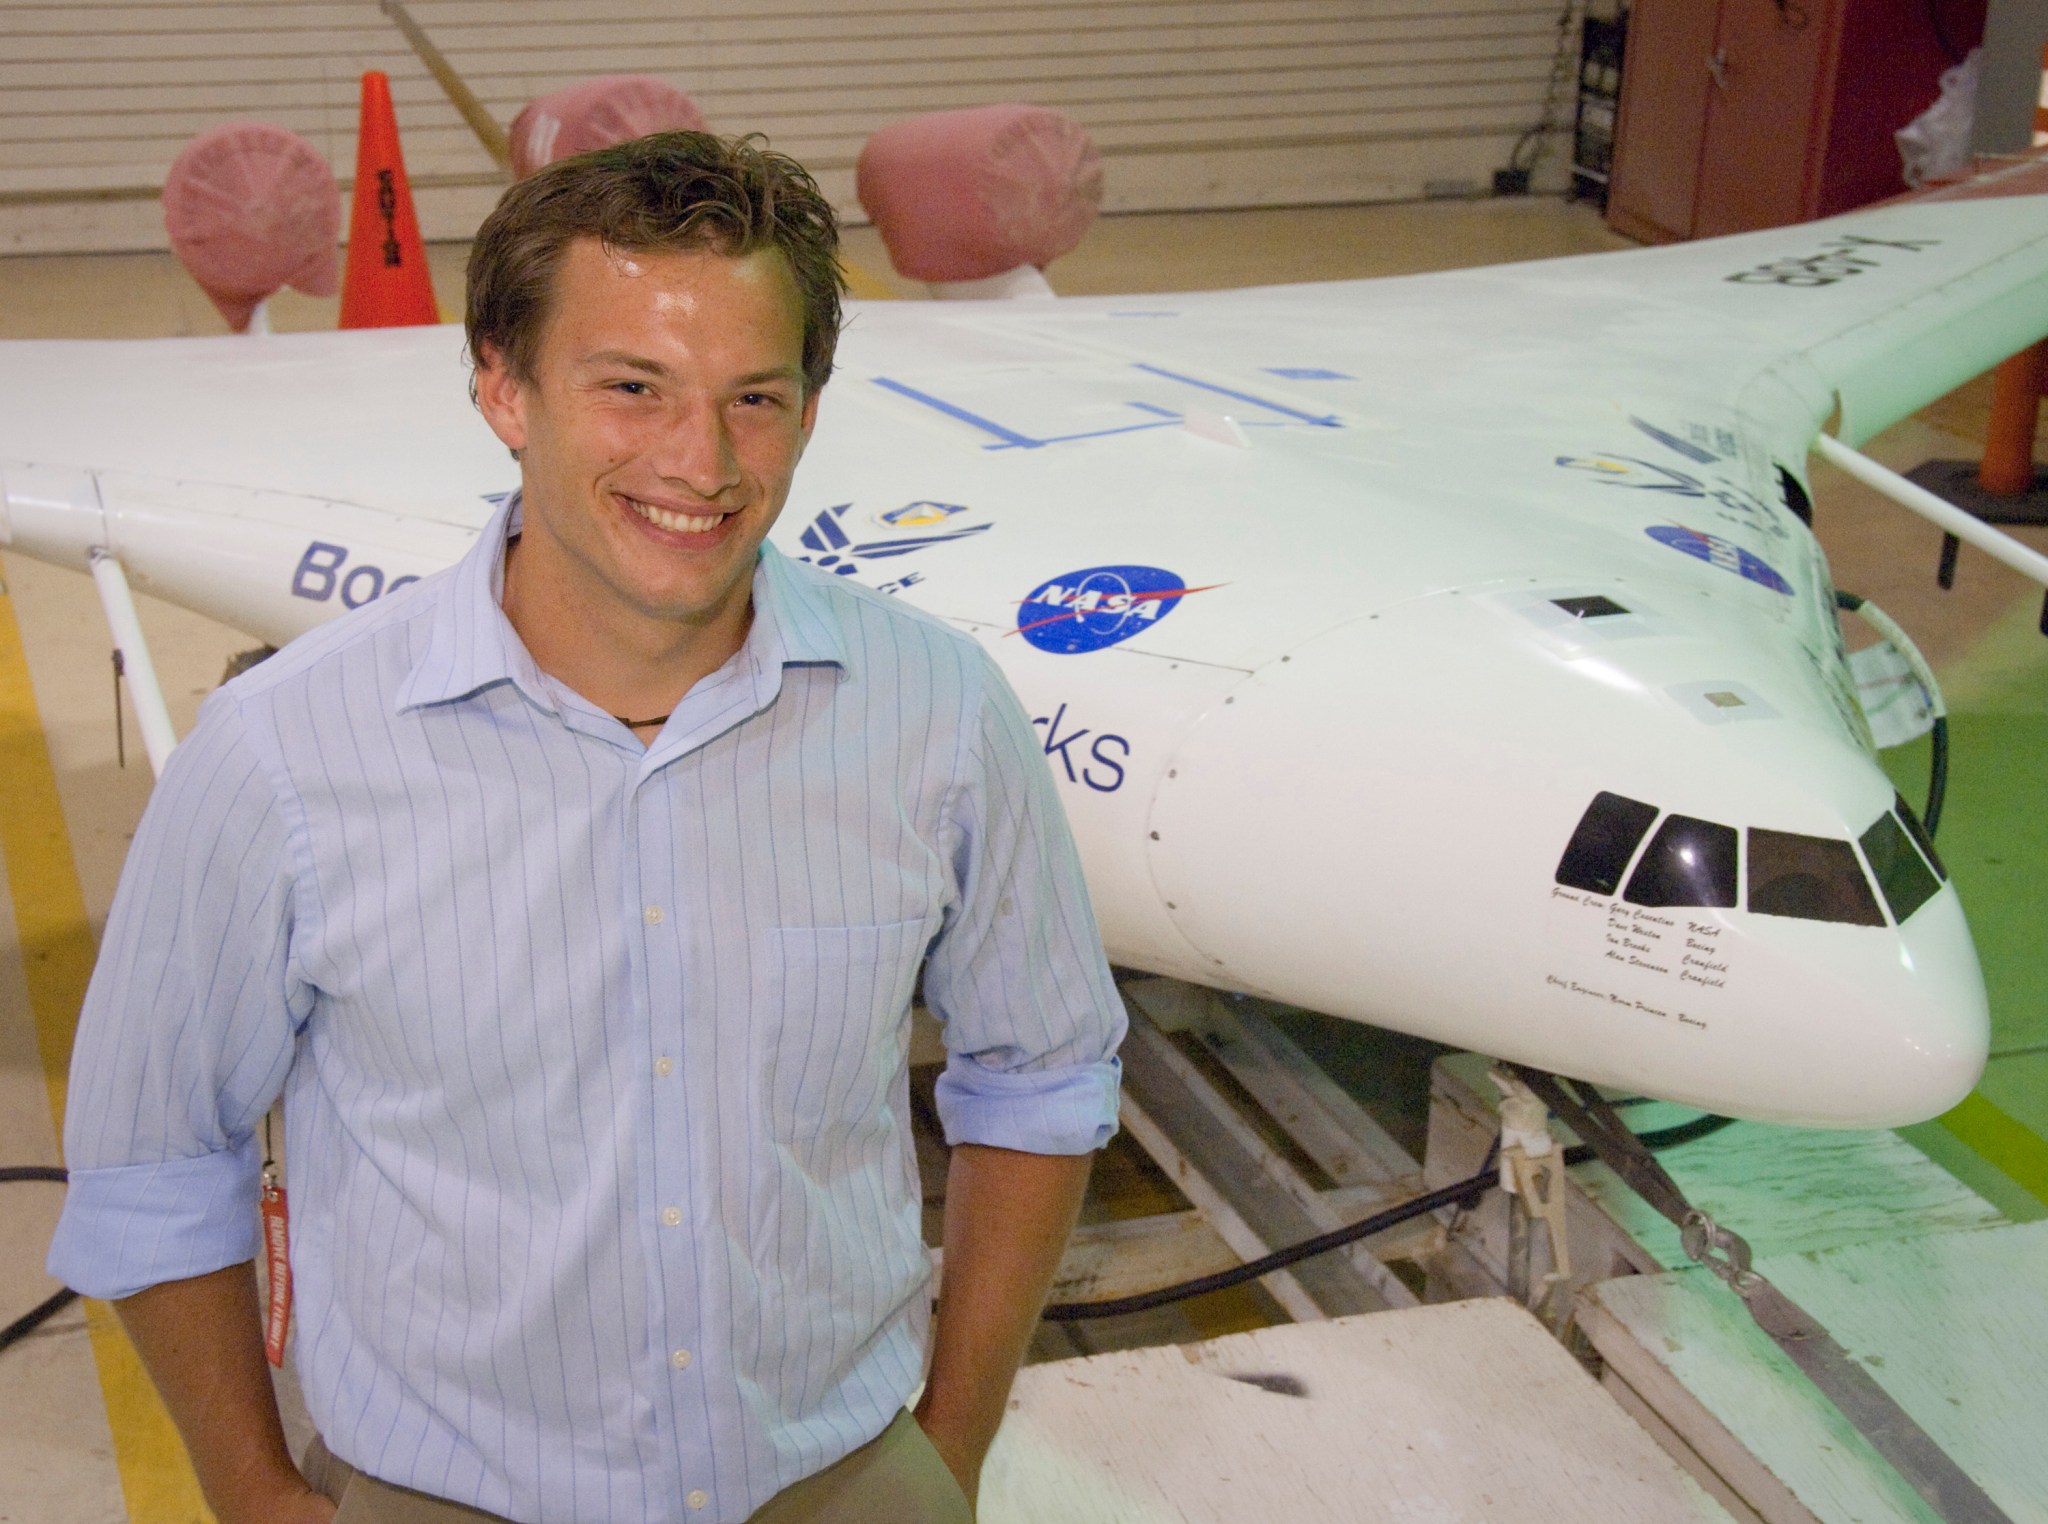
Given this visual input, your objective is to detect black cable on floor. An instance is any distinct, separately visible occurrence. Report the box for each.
[1041,1164,1497,1322]
[1040,1111,1734,1321]
[1,1166,78,1355]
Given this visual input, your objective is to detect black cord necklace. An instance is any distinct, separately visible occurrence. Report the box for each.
[615,713,670,729]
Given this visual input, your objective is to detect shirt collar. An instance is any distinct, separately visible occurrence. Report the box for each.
[396,492,846,717]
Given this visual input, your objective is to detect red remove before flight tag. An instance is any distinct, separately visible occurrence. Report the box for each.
[261,1176,291,1367]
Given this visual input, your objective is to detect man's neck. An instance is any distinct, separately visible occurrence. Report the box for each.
[499,533,754,728]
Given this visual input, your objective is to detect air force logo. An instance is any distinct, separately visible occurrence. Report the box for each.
[796,501,988,575]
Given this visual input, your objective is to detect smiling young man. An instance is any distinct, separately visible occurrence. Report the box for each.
[50,134,1125,1524]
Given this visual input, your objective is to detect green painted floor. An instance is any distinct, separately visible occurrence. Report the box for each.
[1884,589,2048,1222]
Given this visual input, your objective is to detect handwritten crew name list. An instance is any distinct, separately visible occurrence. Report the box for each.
[1545,886,1735,1030]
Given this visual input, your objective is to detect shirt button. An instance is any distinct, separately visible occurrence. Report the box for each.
[655,1056,674,1078]
[662,1206,682,1227]
[644,904,664,924]
[686,1490,708,1510]
[671,1348,692,1370]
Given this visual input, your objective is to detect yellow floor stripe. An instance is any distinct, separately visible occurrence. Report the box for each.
[0,554,213,1524]
[1939,1091,2048,1209]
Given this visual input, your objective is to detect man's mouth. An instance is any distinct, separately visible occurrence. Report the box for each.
[622,494,729,534]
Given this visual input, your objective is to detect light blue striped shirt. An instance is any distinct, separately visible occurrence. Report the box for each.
[50,497,1124,1524]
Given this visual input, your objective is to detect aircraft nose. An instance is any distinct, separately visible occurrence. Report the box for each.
[1853,886,1990,1124]
[1143,587,1991,1127]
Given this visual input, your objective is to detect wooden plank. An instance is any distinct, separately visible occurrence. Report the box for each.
[980,1299,1738,1523]
[930,1210,1244,1306]
[1182,996,1421,1197]
[1578,1221,2048,1523]
[1119,1009,1412,1310]
[1047,1211,1242,1303]
[1114,1088,1329,1324]
[1598,1366,1777,1524]
[1579,1296,1826,1524]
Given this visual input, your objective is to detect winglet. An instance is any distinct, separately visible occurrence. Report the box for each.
[339,70,440,328]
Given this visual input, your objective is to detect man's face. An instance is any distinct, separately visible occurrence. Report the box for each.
[476,237,818,636]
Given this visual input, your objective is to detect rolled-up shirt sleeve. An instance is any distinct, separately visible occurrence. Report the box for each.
[47,691,312,1300]
[923,654,1124,1156]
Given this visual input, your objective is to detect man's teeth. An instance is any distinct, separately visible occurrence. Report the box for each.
[629,498,724,533]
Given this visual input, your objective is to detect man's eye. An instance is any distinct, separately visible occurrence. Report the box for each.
[612,380,651,396]
[737,392,784,409]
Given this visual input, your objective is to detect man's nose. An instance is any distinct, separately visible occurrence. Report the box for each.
[651,399,740,499]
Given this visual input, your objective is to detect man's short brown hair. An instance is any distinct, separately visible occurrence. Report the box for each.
[466,132,844,396]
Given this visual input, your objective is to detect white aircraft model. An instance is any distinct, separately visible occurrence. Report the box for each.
[6,170,2048,1131]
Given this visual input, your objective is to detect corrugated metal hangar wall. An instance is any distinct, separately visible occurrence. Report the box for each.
[0,0,1573,254]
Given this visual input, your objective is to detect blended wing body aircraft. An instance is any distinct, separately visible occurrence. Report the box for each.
[6,172,2048,1129]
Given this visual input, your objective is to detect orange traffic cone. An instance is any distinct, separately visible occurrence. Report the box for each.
[339,70,439,328]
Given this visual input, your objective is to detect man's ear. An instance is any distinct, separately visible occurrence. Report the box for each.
[473,343,529,456]
[798,387,821,449]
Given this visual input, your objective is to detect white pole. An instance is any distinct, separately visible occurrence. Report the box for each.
[87,550,177,778]
[1813,433,2048,590]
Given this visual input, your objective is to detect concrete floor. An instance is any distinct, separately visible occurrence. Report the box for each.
[3,193,2044,1523]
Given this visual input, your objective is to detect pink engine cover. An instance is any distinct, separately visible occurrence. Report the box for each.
[511,76,707,179]
[857,105,1102,282]
[161,123,341,331]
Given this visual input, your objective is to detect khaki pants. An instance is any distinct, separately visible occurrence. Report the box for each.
[302,1410,974,1523]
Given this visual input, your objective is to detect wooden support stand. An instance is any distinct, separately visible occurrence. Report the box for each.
[917,987,2021,1522]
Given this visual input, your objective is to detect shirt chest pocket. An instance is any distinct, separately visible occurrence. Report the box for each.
[754,917,938,1147]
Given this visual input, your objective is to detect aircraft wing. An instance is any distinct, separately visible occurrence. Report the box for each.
[5,178,2048,1126]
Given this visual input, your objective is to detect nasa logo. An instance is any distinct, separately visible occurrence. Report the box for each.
[874,500,968,529]
[1014,565,1216,654]
[1645,525,1792,596]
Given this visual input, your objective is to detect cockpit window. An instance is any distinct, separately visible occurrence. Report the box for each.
[1860,810,1941,924]
[1556,791,1659,895]
[1625,815,1738,907]
[1748,828,1884,926]
[1893,792,1946,881]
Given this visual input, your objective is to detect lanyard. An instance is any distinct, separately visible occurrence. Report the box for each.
[260,1111,291,1368]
